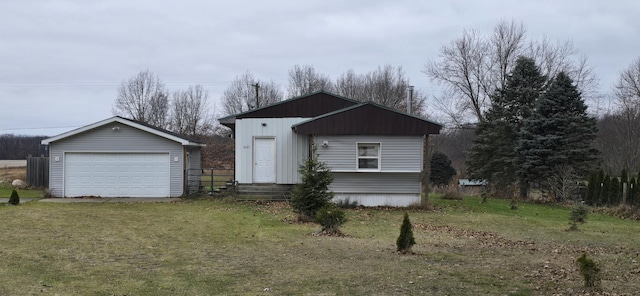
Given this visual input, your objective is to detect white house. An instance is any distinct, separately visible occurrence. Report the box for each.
[219,91,442,207]
[41,116,205,198]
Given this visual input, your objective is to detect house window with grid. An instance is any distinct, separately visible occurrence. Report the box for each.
[357,143,380,170]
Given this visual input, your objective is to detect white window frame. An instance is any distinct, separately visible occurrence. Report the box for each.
[356,142,381,171]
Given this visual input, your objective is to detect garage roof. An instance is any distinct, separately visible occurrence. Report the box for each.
[41,116,206,146]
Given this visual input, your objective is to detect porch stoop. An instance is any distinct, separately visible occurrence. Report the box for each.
[236,184,293,201]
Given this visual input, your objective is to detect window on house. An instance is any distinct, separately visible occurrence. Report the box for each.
[357,143,380,170]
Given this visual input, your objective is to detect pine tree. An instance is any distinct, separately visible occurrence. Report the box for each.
[596,169,605,205]
[600,174,610,206]
[586,170,597,205]
[396,212,416,253]
[8,189,20,205]
[517,72,598,191]
[467,57,546,194]
[610,176,620,206]
[430,151,457,186]
[289,149,334,221]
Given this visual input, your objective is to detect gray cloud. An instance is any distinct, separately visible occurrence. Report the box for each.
[1,0,639,136]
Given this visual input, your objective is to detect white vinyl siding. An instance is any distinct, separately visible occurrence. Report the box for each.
[235,118,309,184]
[316,135,423,172]
[48,124,185,197]
[329,172,421,194]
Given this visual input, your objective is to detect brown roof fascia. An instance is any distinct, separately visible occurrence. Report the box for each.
[292,103,442,136]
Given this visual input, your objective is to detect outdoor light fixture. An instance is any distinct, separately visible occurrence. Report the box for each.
[112,126,120,131]
[261,123,267,127]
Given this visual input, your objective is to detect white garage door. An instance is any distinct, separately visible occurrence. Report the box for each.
[64,153,171,198]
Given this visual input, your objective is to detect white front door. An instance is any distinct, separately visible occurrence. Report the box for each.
[253,138,276,183]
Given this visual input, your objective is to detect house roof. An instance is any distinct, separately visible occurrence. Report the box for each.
[218,90,359,129]
[41,116,206,146]
[292,102,443,135]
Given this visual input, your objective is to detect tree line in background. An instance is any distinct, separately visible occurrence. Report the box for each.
[425,21,640,206]
[221,64,428,117]
[0,134,48,159]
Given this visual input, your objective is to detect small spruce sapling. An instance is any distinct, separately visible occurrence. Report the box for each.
[289,148,334,221]
[568,203,588,231]
[396,212,416,253]
[9,189,20,205]
[576,253,601,288]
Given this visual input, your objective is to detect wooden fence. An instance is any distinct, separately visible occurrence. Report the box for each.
[26,156,49,188]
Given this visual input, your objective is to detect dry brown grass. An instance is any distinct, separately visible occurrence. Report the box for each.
[0,166,26,183]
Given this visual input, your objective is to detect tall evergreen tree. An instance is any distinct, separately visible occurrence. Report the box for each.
[586,170,597,205]
[596,169,605,205]
[600,174,610,206]
[517,72,598,194]
[610,176,620,206]
[467,57,546,194]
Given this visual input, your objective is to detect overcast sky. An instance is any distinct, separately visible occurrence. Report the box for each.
[2,0,639,136]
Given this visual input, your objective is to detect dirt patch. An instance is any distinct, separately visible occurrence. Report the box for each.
[414,223,639,295]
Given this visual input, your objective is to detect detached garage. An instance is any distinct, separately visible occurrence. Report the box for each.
[41,116,205,198]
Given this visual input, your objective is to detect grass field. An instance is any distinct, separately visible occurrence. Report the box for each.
[0,196,638,295]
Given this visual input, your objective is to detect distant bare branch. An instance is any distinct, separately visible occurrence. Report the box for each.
[112,70,169,128]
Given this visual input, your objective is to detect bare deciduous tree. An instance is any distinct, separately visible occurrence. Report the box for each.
[425,20,599,125]
[170,85,213,137]
[287,64,334,97]
[424,28,493,125]
[335,65,426,116]
[595,57,640,173]
[544,165,580,201]
[112,70,169,128]
[614,56,640,107]
[221,72,283,116]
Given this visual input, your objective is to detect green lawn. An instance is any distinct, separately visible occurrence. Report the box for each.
[0,196,638,295]
[0,184,44,198]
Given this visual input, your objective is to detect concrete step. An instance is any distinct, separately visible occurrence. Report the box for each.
[236,184,293,200]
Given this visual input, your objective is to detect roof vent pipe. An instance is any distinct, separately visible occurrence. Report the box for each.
[407,85,414,115]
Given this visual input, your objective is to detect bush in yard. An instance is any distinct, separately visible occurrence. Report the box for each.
[289,149,333,221]
[396,212,416,253]
[9,189,20,205]
[314,203,346,235]
[576,253,601,288]
[568,203,588,231]
[441,187,463,200]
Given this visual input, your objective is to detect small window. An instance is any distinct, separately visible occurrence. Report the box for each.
[357,143,380,170]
